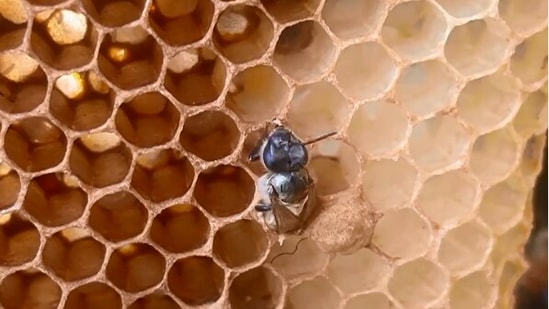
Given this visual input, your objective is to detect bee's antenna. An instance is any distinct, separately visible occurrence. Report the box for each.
[269,237,307,264]
[303,131,337,146]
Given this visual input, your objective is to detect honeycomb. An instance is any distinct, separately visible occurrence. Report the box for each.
[0,0,547,308]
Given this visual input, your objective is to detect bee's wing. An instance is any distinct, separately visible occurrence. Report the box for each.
[271,199,302,234]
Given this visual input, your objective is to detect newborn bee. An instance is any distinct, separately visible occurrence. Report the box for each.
[248,120,336,233]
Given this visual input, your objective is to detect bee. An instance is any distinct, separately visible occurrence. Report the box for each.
[248,120,336,233]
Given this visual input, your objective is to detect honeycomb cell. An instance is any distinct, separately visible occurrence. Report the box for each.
[82,0,144,27]
[0,14,26,51]
[89,191,148,242]
[0,270,61,309]
[179,110,240,161]
[286,276,341,309]
[449,272,496,309]
[274,21,336,83]
[416,170,480,226]
[42,228,106,281]
[499,0,547,36]
[0,213,40,266]
[469,128,520,185]
[226,65,289,124]
[165,47,226,106]
[4,117,67,172]
[229,266,282,309]
[97,26,163,89]
[0,168,20,210]
[128,294,179,309]
[260,0,320,23]
[150,204,209,253]
[344,293,394,309]
[0,51,48,114]
[213,219,268,268]
[361,158,418,211]
[194,165,254,217]
[30,9,96,70]
[408,115,470,172]
[167,255,225,306]
[286,81,351,138]
[348,100,409,156]
[334,42,398,101]
[435,0,495,18]
[457,71,521,133]
[106,243,166,292]
[50,71,114,131]
[373,208,431,259]
[510,29,548,86]
[381,1,447,60]
[148,0,214,46]
[388,258,449,308]
[65,282,122,309]
[395,60,459,118]
[69,133,132,187]
[513,90,548,138]
[213,5,273,64]
[115,92,180,147]
[23,173,87,227]
[268,237,329,281]
[445,20,509,77]
[322,0,384,40]
[327,248,389,294]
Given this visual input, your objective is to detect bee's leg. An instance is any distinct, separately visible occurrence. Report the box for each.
[255,203,272,212]
[248,127,269,162]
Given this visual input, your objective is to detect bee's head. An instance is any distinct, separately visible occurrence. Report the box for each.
[261,127,308,173]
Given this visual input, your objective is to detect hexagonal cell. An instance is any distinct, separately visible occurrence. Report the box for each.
[274,21,336,83]
[449,272,496,309]
[42,227,106,281]
[381,1,447,60]
[128,294,179,309]
[226,65,289,124]
[499,0,547,36]
[194,165,254,217]
[361,158,418,211]
[327,248,389,294]
[260,0,320,23]
[23,173,87,227]
[167,256,225,306]
[50,71,114,131]
[89,191,148,243]
[0,167,20,210]
[445,19,509,77]
[213,219,268,269]
[132,149,194,202]
[513,90,548,138]
[322,0,384,40]
[286,81,351,138]
[344,293,394,309]
[165,47,226,106]
[286,276,341,309]
[4,117,67,172]
[65,282,122,309]
[148,0,214,46]
[69,133,132,188]
[229,266,282,309]
[435,0,495,18]
[308,139,361,195]
[0,213,40,266]
[416,170,479,226]
[408,115,470,172]
[0,13,26,51]
[469,128,520,185]
[510,29,548,86]
[0,51,48,114]
[372,208,431,259]
[106,243,166,293]
[150,204,209,253]
[334,42,398,101]
[179,110,240,161]
[97,26,163,90]
[82,0,144,27]
[388,258,449,308]
[0,269,61,309]
[213,4,273,64]
[457,71,521,133]
[395,60,460,118]
[115,92,179,147]
[348,100,409,156]
[30,9,96,70]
